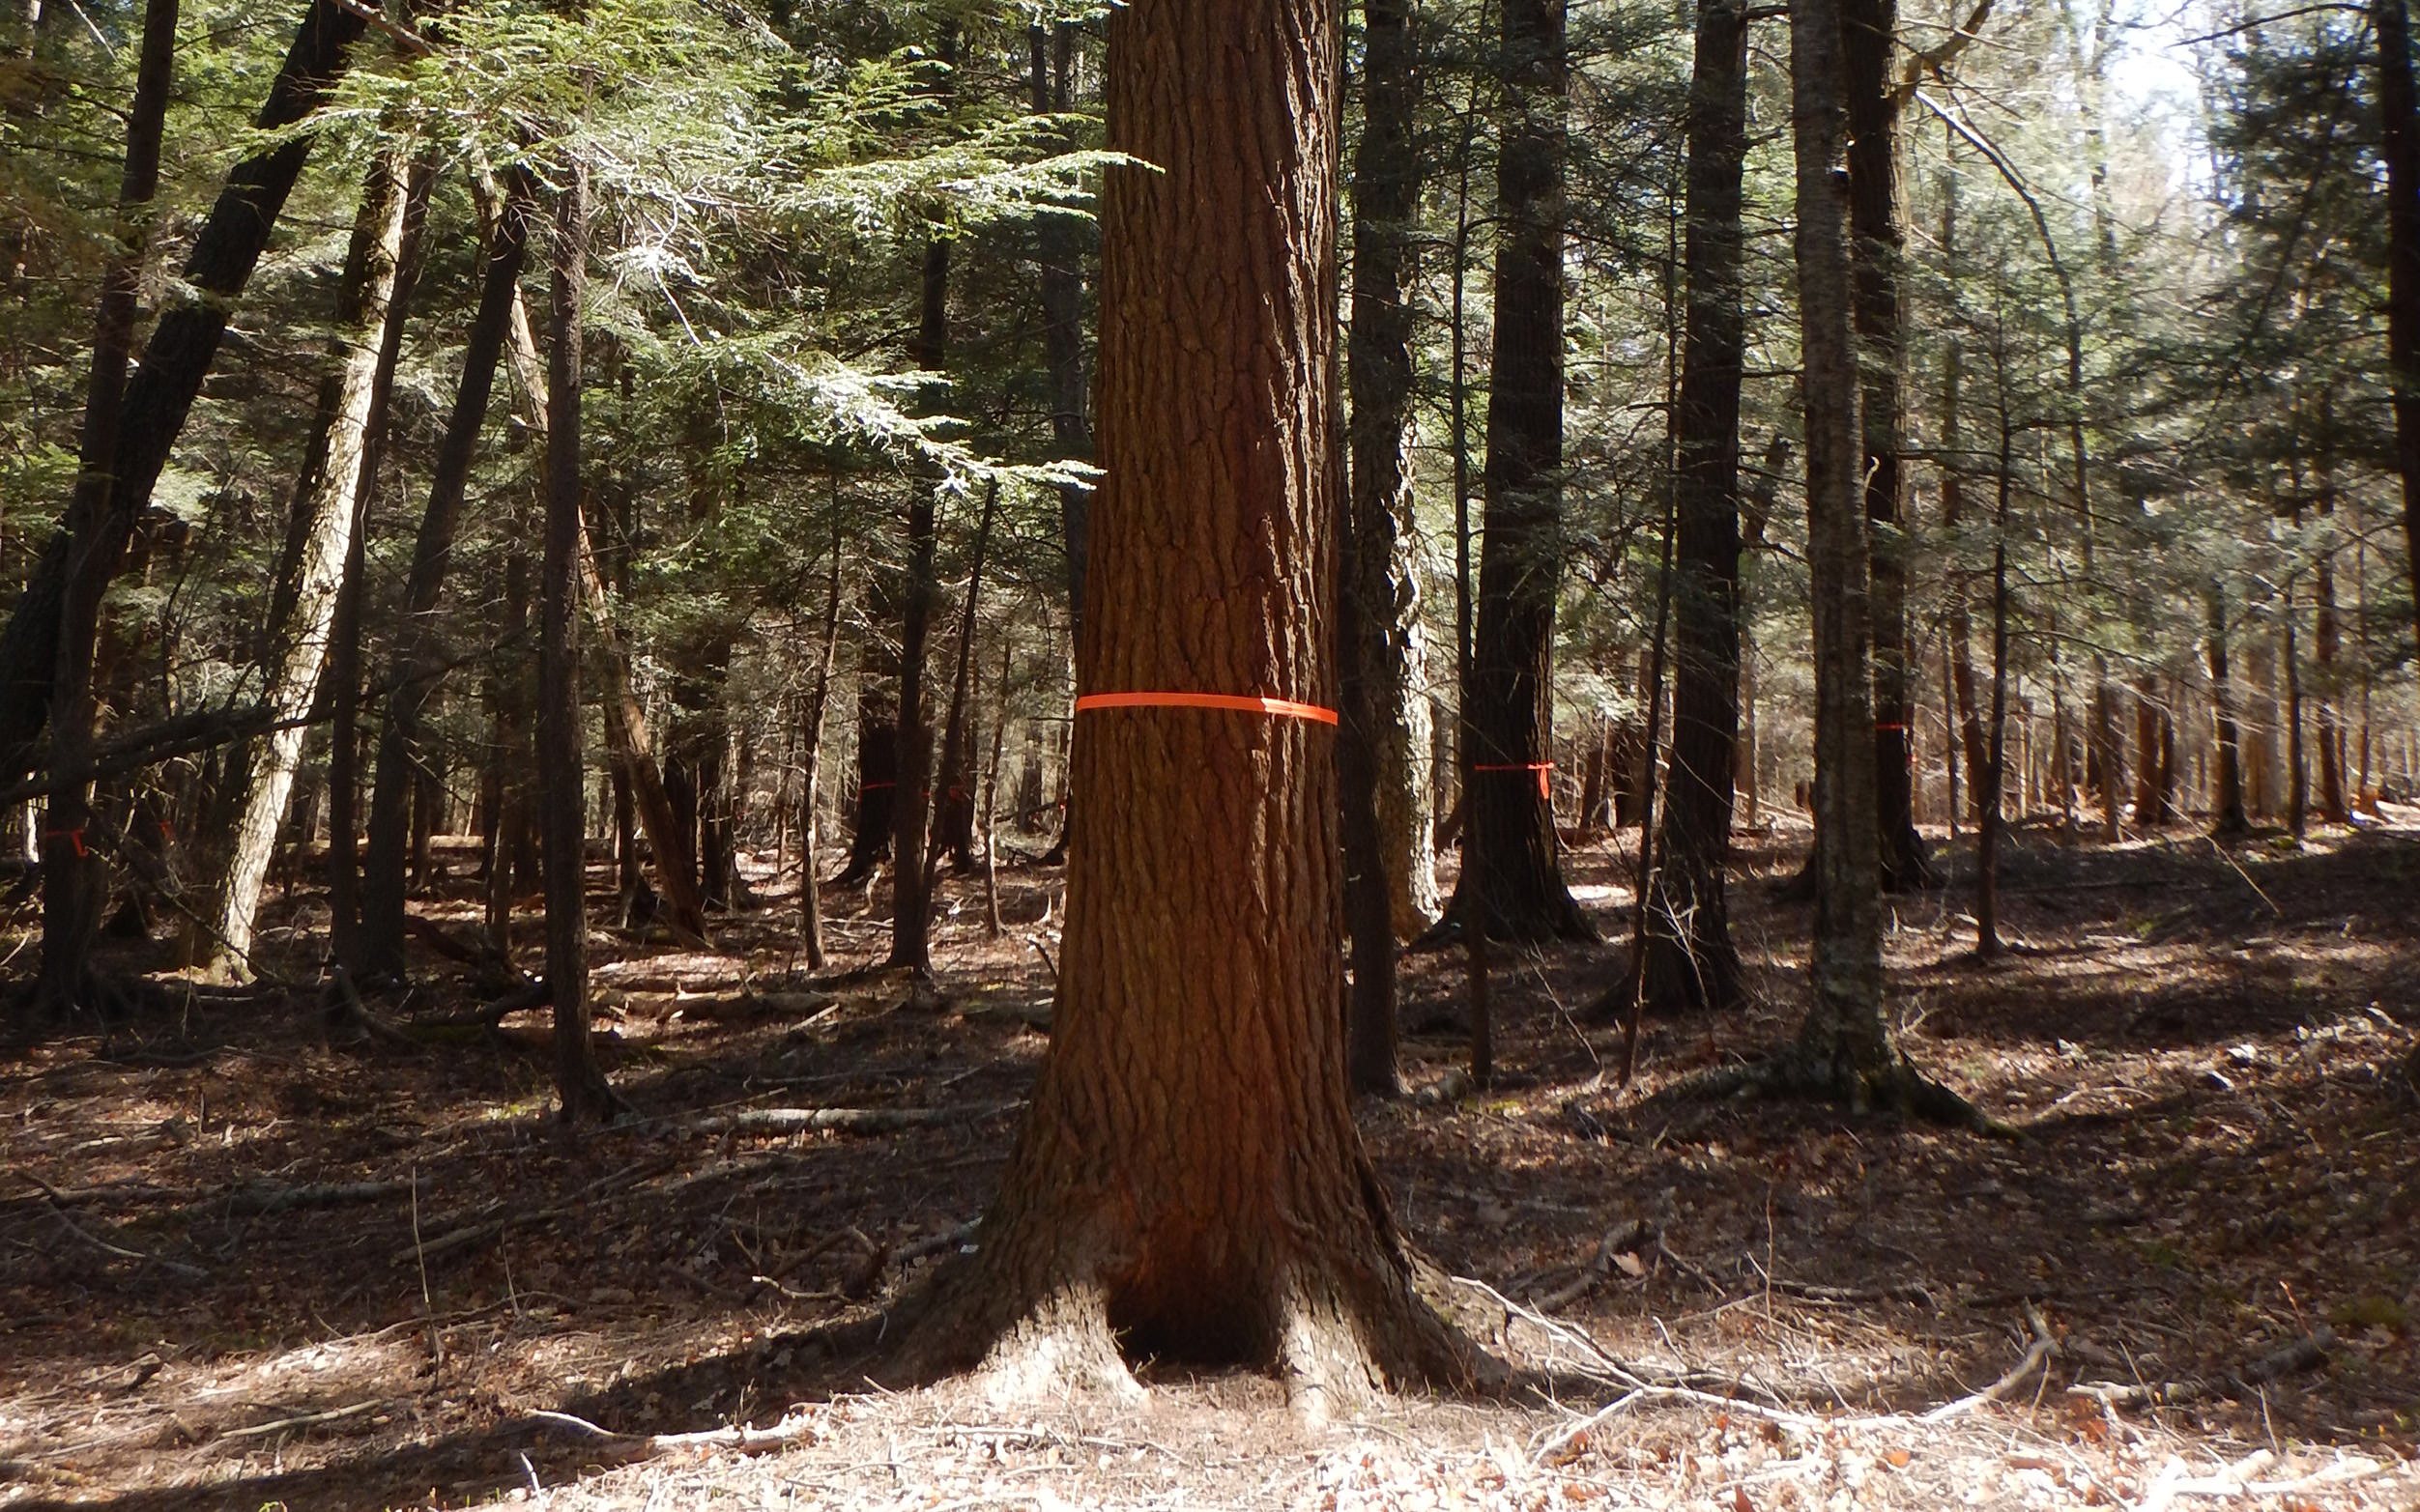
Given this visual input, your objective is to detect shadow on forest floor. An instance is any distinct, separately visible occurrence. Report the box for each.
[0,817,2413,1508]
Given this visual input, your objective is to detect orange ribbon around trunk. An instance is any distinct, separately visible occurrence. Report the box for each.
[1076,692,1339,727]
[1473,761,1554,801]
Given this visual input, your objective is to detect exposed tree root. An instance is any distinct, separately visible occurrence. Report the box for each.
[1647,1041,2010,1133]
[878,1213,1491,1420]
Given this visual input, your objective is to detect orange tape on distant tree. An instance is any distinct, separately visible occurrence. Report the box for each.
[1473,761,1554,800]
[1076,692,1340,727]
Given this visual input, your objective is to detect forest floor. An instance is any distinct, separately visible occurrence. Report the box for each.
[0,812,2415,1511]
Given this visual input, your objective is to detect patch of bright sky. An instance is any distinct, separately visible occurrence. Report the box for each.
[2108,0,2206,194]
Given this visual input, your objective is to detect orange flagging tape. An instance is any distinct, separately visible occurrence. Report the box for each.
[1474,761,1554,800]
[1076,692,1339,727]
[43,829,87,857]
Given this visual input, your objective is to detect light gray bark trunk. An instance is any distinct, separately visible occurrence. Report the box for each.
[188,153,411,981]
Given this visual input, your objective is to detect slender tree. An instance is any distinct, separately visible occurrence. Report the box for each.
[899,0,1476,1405]
[1842,0,1932,889]
[2377,0,2420,648]
[538,157,617,1123]
[356,165,538,982]
[1637,0,1751,1015]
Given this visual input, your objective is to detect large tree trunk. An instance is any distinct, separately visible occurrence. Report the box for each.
[357,166,537,981]
[1789,0,1898,1101]
[1346,0,1440,940]
[34,0,180,1017]
[2378,0,2420,652]
[1448,0,1591,942]
[898,0,1475,1407]
[537,159,616,1123]
[1842,0,1932,891]
[1638,0,1751,1015]
[0,0,368,786]
[184,153,421,982]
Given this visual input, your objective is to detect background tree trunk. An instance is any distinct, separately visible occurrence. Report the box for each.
[1451,0,1591,943]
[1346,0,1440,940]
[2208,583,2248,834]
[185,154,418,982]
[888,215,950,975]
[1843,0,1931,891]
[1639,0,1751,1015]
[538,158,615,1123]
[34,0,179,1016]
[358,165,536,982]
[1791,0,1893,1096]
[901,0,1471,1405]
[2377,0,2420,651]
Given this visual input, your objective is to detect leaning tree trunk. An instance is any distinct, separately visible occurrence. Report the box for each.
[2378,0,2420,652]
[1346,0,1440,940]
[326,158,435,969]
[1448,0,1591,943]
[185,153,418,982]
[1842,0,1931,892]
[1638,0,1751,1015]
[537,158,616,1124]
[35,0,180,1018]
[498,272,707,942]
[897,0,1476,1409]
[357,165,536,981]
[0,0,367,787]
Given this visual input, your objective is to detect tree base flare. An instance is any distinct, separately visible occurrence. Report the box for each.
[884,1225,1488,1419]
[1659,1043,2007,1133]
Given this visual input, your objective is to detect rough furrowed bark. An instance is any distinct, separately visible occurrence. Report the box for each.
[0,0,369,787]
[1347,0,1440,940]
[1792,0,1895,1084]
[1843,0,1932,893]
[1640,0,1751,1016]
[1446,0,1592,945]
[891,0,1481,1412]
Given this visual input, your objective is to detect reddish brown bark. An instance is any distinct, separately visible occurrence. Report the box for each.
[898,0,1474,1406]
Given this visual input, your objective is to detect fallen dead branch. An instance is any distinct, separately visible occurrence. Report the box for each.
[677,1104,1015,1137]
[2067,1327,2337,1411]
[391,1158,677,1268]
[217,1399,386,1442]
[2136,1448,2390,1511]
[530,1408,821,1466]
